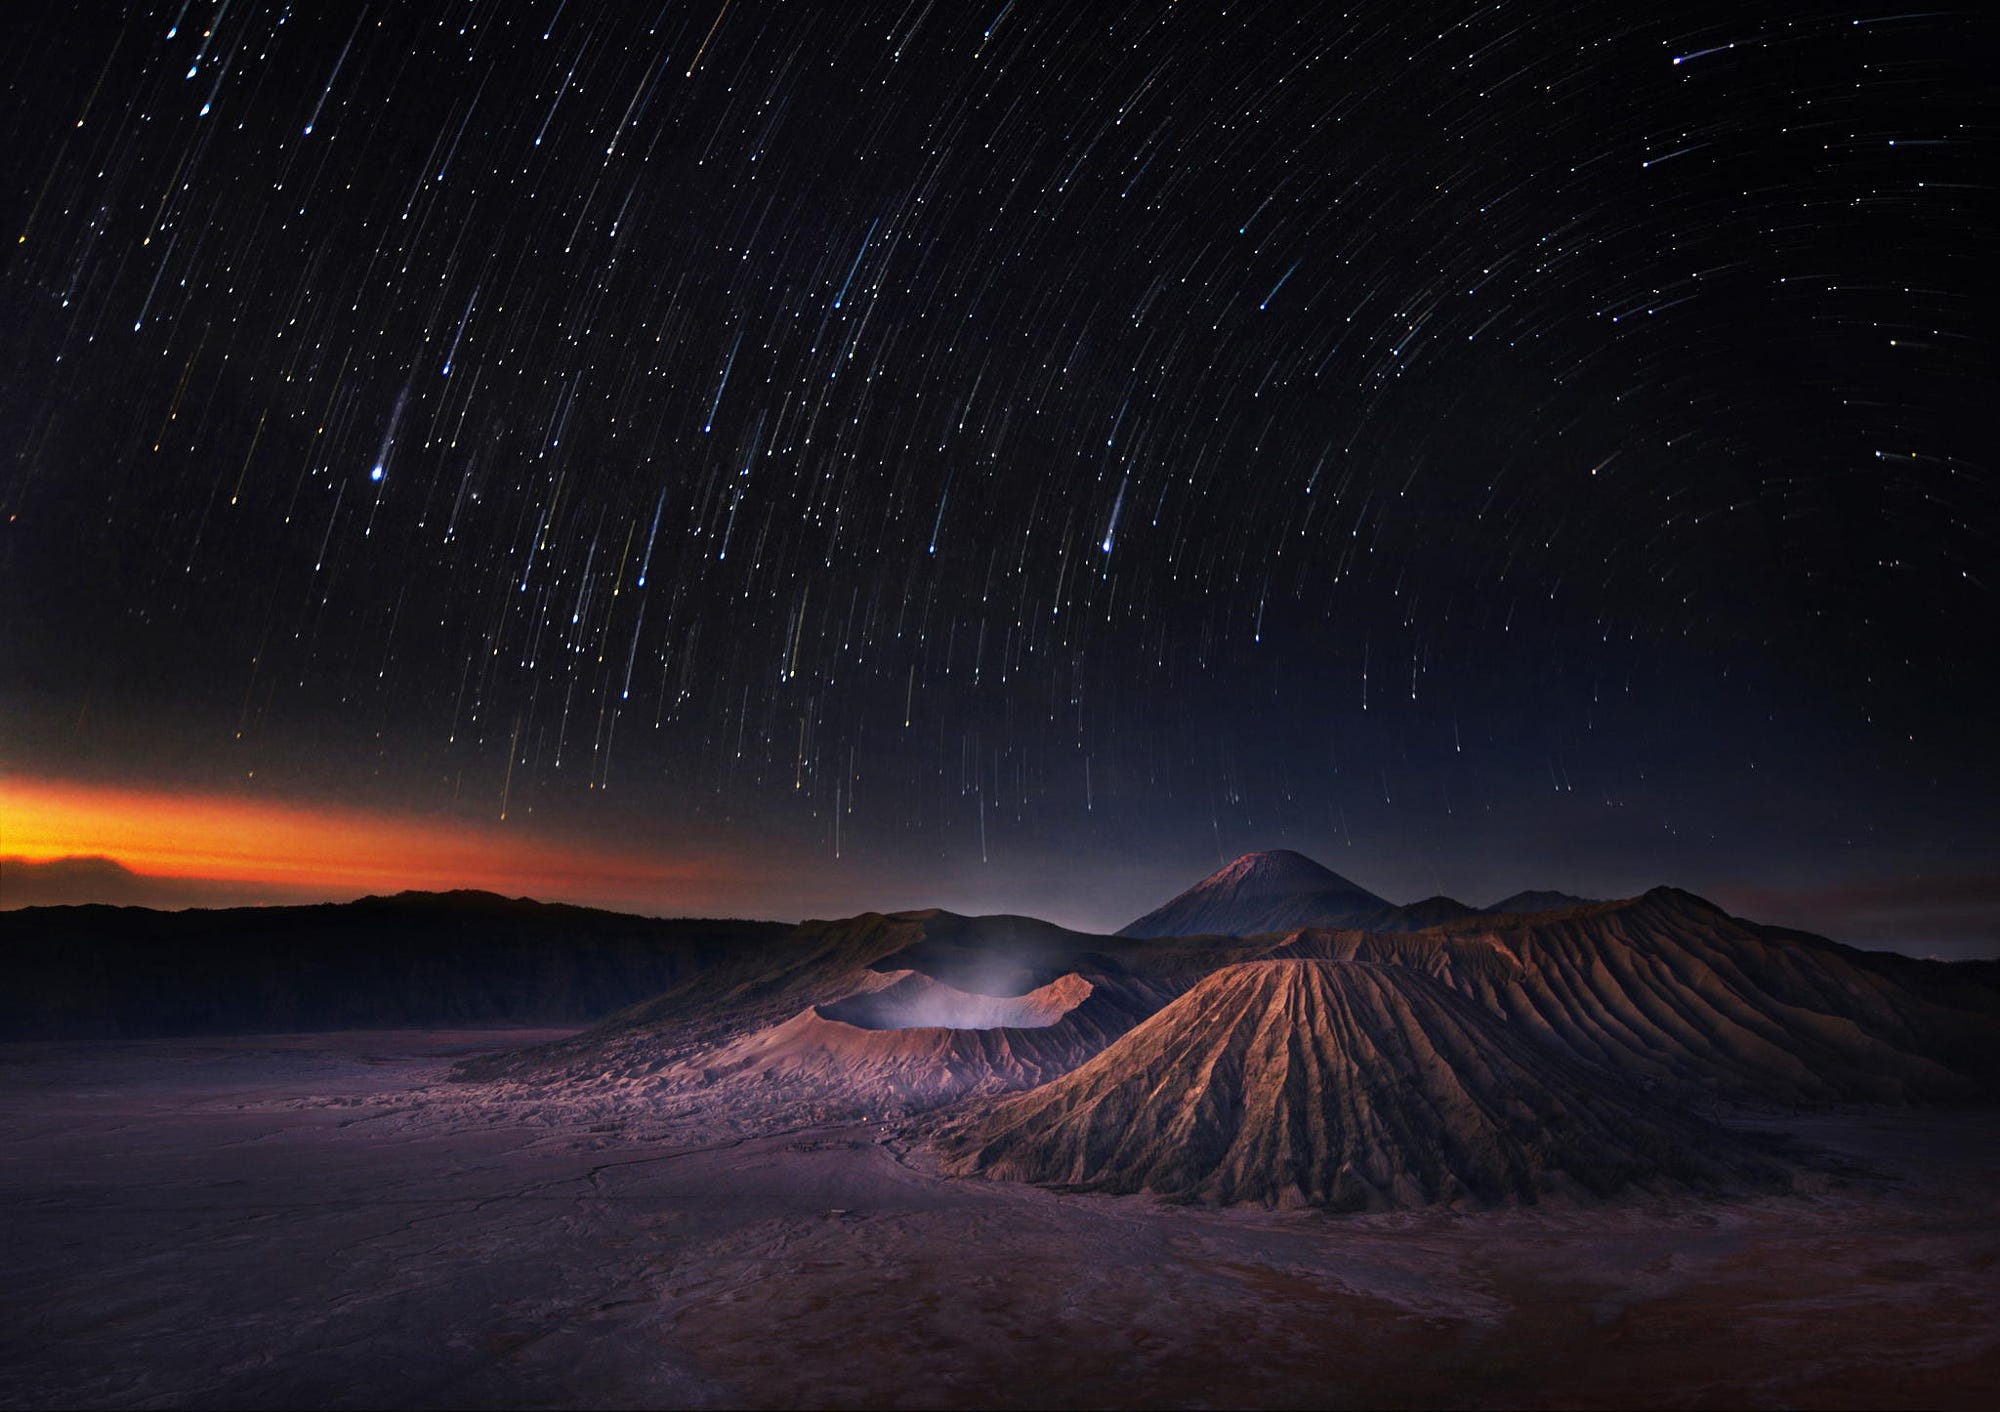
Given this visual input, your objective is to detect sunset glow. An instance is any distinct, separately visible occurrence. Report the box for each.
[0,777,725,911]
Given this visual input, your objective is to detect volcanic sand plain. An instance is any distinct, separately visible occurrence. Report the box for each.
[2,1029,1995,1410]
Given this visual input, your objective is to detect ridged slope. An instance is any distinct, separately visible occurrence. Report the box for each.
[1267,889,1999,1103]
[940,960,1788,1209]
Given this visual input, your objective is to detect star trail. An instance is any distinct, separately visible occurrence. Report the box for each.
[1,1,1994,944]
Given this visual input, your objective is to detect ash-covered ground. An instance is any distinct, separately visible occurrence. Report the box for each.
[2,1030,1995,1410]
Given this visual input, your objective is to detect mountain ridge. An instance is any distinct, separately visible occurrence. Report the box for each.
[1116,850,1607,937]
[0,891,789,1039]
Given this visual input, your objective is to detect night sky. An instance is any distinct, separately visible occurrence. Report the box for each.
[2,1,1994,953]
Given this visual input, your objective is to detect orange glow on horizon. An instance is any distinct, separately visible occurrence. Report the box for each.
[0,776,728,910]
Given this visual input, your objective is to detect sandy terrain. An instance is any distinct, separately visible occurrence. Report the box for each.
[2,1031,1995,1409]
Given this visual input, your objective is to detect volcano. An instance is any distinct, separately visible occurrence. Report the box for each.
[1265,888,2000,1106]
[465,888,1998,1125]
[683,969,1171,1107]
[939,959,1791,1209]
[459,911,1186,1113]
[1118,850,1394,937]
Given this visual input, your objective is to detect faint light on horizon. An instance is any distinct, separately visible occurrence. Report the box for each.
[0,777,732,911]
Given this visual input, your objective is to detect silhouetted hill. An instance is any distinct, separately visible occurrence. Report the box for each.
[1366,893,1482,929]
[0,891,788,1039]
[1484,889,1598,914]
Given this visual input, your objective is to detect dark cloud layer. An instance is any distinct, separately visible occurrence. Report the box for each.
[1,856,304,911]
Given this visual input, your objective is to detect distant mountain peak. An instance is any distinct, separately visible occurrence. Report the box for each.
[1118,849,1390,938]
[1206,849,1347,892]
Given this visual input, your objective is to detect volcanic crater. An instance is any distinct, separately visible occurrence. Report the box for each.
[816,970,1093,1031]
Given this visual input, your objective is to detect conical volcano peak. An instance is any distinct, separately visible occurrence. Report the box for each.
[1207,849,1347,894]
[1118,849,1391,938]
